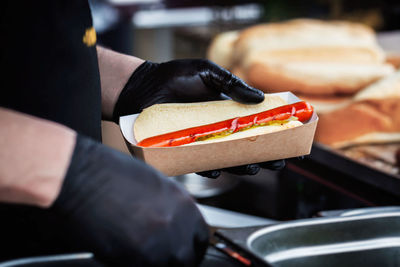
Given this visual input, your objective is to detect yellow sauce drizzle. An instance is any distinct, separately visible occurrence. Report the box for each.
[195,117,298,142]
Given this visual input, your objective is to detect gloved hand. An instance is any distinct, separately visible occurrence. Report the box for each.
[0,135,209,266]
[197,160,286,178]
[112,59,284,178]
[112,59,265,121]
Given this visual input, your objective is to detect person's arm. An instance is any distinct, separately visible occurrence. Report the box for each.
[0,107,76,207]
[96,48,285,177]
[97,46,144,120]
[0,107,208,266]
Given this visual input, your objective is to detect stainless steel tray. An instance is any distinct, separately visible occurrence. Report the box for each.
[0,253,104,267]
[216,207,400,267]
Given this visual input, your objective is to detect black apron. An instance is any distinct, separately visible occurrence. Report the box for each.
[0,1,102,261]
[0,0,102,141]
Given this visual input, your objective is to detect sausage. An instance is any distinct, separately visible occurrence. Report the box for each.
[137,101,313,147]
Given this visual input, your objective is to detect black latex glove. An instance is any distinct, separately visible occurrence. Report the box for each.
[112,59,265,121]
[197,160,286,179]
[0,135,209,266]
[112,59,284,178]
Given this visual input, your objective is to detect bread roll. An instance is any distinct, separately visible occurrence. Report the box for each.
[386,53,400,69]
[315,98,400,148]
[315,71,400,148]
[231,65,247,80]
[207,30,240,70]
[234,19,384,65]
[246,61,394,95]
[354,70,400,101]
[207,19,393,97]
[134,94,289,143]
[242,47,385,67]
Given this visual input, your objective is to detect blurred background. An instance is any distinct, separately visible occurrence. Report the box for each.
[92,0,400,60]
[96,0,400,221]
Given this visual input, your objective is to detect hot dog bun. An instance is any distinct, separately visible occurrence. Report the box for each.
[315,70,400,148]
[233,19,383,65]
[134,94,302,144]
[207,19,394,99]
[245,61,394,96]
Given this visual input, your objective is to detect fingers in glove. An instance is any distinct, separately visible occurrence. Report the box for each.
[223,164,260,176]
[196,170,221,179]
[258,160,286,171]
[197,160,283,178]
[200,60,264,104]
[53,135,209,266]
[196,163,261,178]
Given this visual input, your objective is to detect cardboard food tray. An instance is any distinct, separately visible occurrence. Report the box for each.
[120,92,318,176]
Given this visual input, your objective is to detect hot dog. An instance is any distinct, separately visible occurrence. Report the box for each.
[137,101,313,148]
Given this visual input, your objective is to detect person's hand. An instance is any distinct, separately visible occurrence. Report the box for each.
[112,59,265,121]
[112,59,284,177]
[0,135,209,266]
[197,160,286,178]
